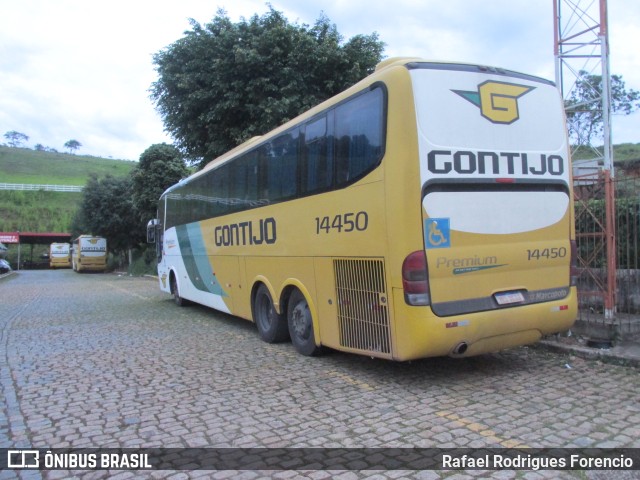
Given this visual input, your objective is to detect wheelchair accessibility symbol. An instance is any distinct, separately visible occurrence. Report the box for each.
[425,218,451,249]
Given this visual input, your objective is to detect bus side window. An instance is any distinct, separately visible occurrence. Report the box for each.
[263,128,300,203]
[229,152,258,209]
[211,165,230,216]
[165,192,181,229]
[244,152,260,206]
[304,115,332,193]
[334,87,384,187]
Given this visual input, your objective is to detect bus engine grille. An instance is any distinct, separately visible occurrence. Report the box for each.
[333,258,391,355]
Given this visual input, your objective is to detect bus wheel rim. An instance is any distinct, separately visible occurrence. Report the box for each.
[257,294,275,331]
[291,302,311,340]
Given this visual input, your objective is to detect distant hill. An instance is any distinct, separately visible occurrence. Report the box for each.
[572,142,640,163]
[0,146,135,185]
[0,146,136,233]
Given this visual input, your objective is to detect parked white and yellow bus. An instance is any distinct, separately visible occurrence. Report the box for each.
[148,58,577,360]
[72,235,107,273]
[49,242,71,269]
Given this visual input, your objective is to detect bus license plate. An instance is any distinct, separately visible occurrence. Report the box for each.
[495,291,525,305]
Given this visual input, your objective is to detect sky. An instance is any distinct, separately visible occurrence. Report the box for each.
[1,0,639,161]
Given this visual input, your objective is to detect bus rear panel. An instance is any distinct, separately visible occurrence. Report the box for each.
[392,63,576,359]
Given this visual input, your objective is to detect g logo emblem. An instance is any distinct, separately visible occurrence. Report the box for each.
[453,81,534,124]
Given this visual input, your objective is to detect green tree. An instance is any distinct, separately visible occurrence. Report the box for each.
[4,131,29,147]
[151,7,385,168]
[565,70,640,146]
[131,143,189,222]
[64,139,82,154]
[72,175,144,260]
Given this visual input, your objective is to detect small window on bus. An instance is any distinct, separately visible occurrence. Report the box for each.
[165,191,184,229]
[263,128,300,202]
[304,116,332,193]
[230,151,259,209]
[211,165,230,216]
[335,87,384,186]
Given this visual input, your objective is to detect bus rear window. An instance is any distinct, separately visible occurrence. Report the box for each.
[423,183,570,234]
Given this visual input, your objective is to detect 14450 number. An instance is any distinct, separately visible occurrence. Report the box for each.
[315,211,368,234]
[527,247,567,261]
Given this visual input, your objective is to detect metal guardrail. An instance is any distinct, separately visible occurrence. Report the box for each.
[0,183,83,192]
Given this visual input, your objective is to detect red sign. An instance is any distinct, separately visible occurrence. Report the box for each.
[0,233,20,243]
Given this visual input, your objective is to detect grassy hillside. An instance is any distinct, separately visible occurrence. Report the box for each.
[0,146,135,185]
[0,190,82,232]
[0,146,136,233]
[572,142,640,162]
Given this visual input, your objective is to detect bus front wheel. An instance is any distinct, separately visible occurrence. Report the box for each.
[287,289,322,356]
[253,285,289,343]
[170,275,187,307]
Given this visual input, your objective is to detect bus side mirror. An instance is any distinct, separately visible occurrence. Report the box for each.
[147,219,159,243]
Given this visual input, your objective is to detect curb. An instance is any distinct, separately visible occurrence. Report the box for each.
[0,270,16,280]
[538,339,640,368]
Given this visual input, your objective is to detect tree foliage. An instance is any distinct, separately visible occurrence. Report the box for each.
[565,70,640,146]
[64,139,82,154]
[70,143,187,267]
[151,7,385,168]
[72,175,144,255]
[4,131,29,148]
[131,143,189,222]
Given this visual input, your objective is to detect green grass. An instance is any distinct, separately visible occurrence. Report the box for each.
[0,190,82,232]
[0,147,136,235]
[0,146,135,185]
[0,190,84,266]
[0,147,147,270]
[573,142,640,162]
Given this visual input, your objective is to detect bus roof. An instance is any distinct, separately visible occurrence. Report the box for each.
[162,57,556,197]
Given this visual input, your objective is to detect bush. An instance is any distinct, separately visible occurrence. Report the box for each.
[124,246,157,276]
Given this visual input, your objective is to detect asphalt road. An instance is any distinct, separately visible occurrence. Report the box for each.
[1,270,638,479]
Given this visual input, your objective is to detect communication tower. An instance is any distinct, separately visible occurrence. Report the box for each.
[553,0,616,320]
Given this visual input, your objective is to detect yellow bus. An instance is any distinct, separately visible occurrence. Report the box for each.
[72,235,107,273]
[49,242,71,269]
[148,58,577,360]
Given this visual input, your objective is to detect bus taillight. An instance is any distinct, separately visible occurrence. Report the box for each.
[570,240,578,287]
[402,251,431,306]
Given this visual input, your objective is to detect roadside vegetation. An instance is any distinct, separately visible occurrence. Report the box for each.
[0,148,138,271]
[0,143,186,275]
[0,190,81,232]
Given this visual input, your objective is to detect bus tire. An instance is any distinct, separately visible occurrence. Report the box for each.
[253,285,289,343]
[170,274,187,307]
[287,289,322,356]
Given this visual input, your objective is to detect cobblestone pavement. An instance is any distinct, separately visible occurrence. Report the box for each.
[1,270,639,480]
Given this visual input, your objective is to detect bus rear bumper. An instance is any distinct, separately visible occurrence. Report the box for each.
[76,261,107,272]
[391,286,577,361]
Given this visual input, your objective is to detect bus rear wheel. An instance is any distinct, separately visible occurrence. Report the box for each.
[287,289,322,356]
[253,285,289,343]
